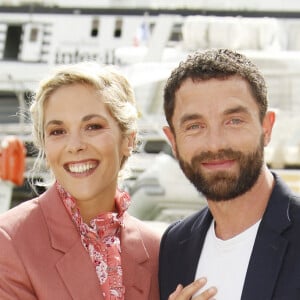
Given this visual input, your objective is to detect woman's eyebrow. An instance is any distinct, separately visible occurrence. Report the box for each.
[82,114,107,122]
[44,119,63,129]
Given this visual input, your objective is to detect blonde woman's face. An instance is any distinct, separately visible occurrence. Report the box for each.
[43,83,133,210]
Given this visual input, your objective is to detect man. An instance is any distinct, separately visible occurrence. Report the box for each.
[159,48,300,300]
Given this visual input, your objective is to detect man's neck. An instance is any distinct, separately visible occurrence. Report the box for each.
[207,166,274,240]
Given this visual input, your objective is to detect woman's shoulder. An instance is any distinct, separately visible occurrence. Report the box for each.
[124,213,163,237]
[122,213,161,261]
[0,194,43,239]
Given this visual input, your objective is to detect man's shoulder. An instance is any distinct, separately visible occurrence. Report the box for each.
[162,207,210,241]
[271,171,300,212]
[286,193,300,221]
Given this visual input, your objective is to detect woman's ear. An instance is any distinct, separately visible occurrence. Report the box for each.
[122,132,136,157]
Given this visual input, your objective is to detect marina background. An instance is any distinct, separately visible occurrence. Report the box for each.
[1,0,300,229]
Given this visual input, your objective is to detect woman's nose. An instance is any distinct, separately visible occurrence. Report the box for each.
[66,133,87,153]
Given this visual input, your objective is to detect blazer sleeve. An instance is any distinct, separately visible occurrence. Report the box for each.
[0,227,38,300]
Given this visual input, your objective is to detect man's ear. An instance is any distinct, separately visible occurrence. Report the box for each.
[163,126,178,158]
[263,110,276,146]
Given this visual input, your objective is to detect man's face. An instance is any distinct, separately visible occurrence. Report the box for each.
[164,76,274,201]
[176,135,264,201]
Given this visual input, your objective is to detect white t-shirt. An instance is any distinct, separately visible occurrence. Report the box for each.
[193,220,261,300]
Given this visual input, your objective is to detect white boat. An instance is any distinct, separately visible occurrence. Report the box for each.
[1,3,300,223]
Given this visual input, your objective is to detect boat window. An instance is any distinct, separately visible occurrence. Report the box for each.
[29,27,39,42]
[143,140,172,155]
[114,18,123,38]
[0,92,19,123]
[3,25,22,60]
[0,91,31,124]
[91,18,100,37]
[149,22,155,33]
[169,23,183,43]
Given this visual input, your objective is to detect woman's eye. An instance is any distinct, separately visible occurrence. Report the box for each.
[86,123,102,130]
[49,129,65,136]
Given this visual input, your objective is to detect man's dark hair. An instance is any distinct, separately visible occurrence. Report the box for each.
[164,48,268,131]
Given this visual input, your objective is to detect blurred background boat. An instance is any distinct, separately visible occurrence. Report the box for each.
[1,0,300,227]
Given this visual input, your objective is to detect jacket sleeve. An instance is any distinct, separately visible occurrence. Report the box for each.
[0,227,38,300]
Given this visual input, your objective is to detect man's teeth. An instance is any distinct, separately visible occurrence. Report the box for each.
[68,162,96,173]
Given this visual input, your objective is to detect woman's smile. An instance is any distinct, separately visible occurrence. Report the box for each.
[64,159,99,176]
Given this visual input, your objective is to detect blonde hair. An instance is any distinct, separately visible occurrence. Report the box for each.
[29,62,139,185]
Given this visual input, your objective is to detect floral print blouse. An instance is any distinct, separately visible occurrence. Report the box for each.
[56,182,131,300]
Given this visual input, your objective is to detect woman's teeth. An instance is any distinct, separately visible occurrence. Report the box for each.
[68,162,96,173]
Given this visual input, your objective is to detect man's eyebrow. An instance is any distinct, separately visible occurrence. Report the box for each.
[179,113,203,127]
[223,105,251,116]
[178,106,251,126]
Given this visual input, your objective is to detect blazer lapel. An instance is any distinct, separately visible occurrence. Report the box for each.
[56,239,102,300]
[241,175,292,300]
[39,186,103,300]
[176,209,212,286]
[121,214,154,299]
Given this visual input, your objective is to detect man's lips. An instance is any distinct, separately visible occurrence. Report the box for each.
[201,159,235,168]
[64,160,99,174]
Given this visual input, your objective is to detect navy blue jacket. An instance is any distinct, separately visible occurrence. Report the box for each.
[159,173,300,300]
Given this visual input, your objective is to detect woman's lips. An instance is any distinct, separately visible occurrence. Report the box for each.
[64,160,99,175]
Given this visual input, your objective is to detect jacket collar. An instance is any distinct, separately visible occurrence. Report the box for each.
[39,186,152,299]
[175,172,294,293]
[121,213,153,298]
[39,185,102,299]
[175,208,212,286]
[241,172,293,300]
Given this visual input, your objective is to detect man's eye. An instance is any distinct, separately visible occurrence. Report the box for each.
[188,124,200,130]
[228,118,243,125]
[186,123,203,131]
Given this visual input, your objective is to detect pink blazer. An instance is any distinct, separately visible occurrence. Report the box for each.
[0,185,161,300]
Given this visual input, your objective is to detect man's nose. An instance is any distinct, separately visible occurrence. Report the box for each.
[204,126,227,153]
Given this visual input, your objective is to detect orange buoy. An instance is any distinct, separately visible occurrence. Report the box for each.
[0,136,26,186]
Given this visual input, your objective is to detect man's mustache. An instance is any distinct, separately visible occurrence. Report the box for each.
[191,149,243,164]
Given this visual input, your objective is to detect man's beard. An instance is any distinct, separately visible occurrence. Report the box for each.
[177,135,264,201]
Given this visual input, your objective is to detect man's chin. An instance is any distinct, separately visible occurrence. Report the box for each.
[194,176,240,201]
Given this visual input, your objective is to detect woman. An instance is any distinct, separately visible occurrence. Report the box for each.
[0,62,160,300]
[0,62,216,300]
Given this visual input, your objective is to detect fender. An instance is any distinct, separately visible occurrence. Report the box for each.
[0,136,26,186]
